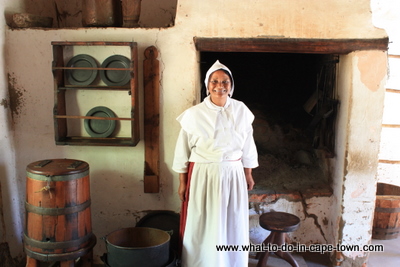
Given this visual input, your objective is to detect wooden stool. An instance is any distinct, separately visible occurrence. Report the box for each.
[256,212,300,267]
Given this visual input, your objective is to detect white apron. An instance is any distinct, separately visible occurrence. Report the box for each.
[181,160,249,267]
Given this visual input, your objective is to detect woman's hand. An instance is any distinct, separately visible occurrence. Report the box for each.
[244,168,255,190]
[178,173,188,201]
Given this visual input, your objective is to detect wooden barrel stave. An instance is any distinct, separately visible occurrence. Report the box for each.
[24,159,95,260]
[372,195,400,240]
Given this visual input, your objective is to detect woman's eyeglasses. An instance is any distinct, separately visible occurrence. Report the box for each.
[209,80,230,86]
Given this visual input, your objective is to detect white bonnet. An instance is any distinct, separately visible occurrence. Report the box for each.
[204,60,235,96]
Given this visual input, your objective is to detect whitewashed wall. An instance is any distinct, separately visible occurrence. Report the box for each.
[336,50,386,263]
[372,0,400,187]
[0,0,23,263]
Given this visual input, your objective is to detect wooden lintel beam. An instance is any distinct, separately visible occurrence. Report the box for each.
[194,37,389,54]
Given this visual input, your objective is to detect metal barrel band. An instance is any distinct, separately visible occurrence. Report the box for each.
[375,207,400,213]
[24,233,97,262]
[23,232,94,250]
[25,199,91,216]
[26,170,89,182]
[373,227,400,234]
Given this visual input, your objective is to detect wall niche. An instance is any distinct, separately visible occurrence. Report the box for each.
[8,0,177,28]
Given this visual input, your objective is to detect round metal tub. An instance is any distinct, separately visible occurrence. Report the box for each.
[104,227,170,267]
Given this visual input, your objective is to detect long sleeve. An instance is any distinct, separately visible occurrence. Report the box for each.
[172,128,191,173]
[241,126,259,169]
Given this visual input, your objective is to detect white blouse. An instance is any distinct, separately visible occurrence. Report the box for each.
[172,96,258,173]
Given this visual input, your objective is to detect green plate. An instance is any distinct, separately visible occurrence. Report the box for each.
[66,54,98,86]
[84,106,116,137]
[100,55,131,86]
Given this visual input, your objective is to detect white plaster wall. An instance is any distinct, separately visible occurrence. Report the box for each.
[2,0,388,264]
[321,48,387,265]
[0,0,24,261]
[371,0,400,55]
[372,0,400,188]
[176,0,385,39]
[335,51,386,262]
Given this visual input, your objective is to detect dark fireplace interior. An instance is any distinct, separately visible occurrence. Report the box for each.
[200,52,338,193]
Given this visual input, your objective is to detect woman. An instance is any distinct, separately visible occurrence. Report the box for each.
[172,60,258,267]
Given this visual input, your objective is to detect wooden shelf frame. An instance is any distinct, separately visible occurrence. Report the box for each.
[52,41,140,146]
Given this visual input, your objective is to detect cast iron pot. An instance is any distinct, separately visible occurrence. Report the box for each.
[103,227,170,267]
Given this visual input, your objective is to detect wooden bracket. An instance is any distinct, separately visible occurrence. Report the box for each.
[143,46,160,193]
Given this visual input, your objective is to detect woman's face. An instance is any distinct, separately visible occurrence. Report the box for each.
[208,70,232,104]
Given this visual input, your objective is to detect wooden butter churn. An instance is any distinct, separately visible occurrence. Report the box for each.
[24,159,96,266]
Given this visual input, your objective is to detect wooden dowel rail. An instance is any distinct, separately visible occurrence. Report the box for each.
[51,41,134,46]
[58,86,130,91]
[379,160,400,165]
[382,124,400,128]
[386,88,400,93]
[67,136,132,140]
[55,115,134,121]
[53,67,132,71]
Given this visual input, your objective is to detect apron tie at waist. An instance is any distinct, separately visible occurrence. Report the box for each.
[224,158,241,162]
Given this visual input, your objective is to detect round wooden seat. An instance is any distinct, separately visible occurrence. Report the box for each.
[257,212,301,267]
[259,211,300,232]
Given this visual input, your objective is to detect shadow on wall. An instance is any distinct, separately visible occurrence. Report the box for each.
[0,164,23,267]
[5,0,178,28]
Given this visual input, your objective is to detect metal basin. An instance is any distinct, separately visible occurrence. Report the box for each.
[104,227,170,267]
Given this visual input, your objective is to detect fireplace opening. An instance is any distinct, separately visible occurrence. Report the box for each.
[200,52,338,193]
